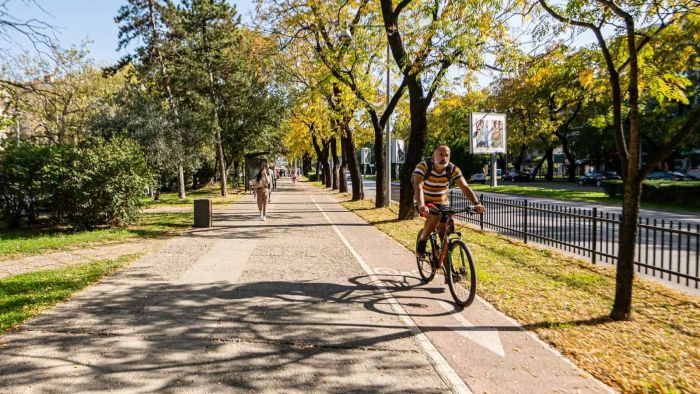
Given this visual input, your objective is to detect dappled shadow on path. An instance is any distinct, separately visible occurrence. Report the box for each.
[0,268,456,393]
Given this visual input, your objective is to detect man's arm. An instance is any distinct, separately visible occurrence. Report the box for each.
[412,173,428,215]
[455,177,486,214]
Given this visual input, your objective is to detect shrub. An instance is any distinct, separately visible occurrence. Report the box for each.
[0,137,153,229]
[601,180,623,198]
[62,138,153,229]
[602,179,700,208]
[0,141,74,227]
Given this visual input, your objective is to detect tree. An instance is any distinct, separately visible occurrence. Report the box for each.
[1,46,126,144]
[378,0,519,219]
[260,0,406,206]
[492,47,600,181]
[116,0,190,198]
[168,0,244,197]
[537,0,700,320]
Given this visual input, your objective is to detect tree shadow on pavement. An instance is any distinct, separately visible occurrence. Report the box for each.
[0,269,453,393]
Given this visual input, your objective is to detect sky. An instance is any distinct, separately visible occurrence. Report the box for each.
[6,0,257,66]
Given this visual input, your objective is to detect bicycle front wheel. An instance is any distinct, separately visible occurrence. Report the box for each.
[416,229,436,282]
[446,239,477,307]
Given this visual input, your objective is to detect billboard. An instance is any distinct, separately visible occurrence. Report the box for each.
[391,139,405,164]
[361,147,371,165]
[470,112,507,154]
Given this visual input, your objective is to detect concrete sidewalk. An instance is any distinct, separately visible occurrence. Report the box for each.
[0,179,613,393]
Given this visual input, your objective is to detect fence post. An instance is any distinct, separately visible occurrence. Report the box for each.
[523,199,528,244]
[479,193,484,230]
[591,207,598,264]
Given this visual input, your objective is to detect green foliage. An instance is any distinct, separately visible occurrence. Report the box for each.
[602,180,700,208]
[0,138,153,230]
[62,138,153,229]
[0,141,74,226]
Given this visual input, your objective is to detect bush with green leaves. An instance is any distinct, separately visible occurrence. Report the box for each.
[0,137,153,229]
[602,179,700,208]
[62,138,153,229]
[0,141,72,226]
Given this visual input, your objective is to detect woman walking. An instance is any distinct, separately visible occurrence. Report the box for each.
[254,163,270,221]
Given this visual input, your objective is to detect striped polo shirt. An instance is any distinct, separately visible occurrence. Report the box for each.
[413,161,464,204]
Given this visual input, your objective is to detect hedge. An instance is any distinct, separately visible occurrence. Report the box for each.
[0,137,153,229]
[602,180,700,208]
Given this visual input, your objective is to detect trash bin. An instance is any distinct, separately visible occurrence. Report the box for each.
[194,199,212,227]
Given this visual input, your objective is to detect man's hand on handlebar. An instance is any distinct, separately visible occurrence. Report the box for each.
[473,203,486,214]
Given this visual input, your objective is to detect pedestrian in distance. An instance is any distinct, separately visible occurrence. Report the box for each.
[254,163,270,221]
[266,164,275,201]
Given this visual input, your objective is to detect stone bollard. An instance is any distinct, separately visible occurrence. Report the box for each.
[194,199,212,227]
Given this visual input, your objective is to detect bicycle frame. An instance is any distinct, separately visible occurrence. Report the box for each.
[428,217,460,270]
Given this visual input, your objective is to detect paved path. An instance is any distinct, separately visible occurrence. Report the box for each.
[0,179,613,393]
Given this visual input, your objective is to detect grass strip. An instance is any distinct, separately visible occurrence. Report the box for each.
[340,198,699,394]
[469,184,700,214]
[141,183,245,208]
[0,254,140,334]
[0,212,193,257]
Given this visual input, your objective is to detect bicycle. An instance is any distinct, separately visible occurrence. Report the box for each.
[415,204,478,307]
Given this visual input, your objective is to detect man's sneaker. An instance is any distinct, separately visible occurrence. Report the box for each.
[416,239,427,256]
[263,215,267,221]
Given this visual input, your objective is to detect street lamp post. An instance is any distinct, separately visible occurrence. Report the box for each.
[384,43,391,205]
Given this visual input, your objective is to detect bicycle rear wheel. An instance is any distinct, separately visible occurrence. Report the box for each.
[446,239,477,307]
[416,229,436,282]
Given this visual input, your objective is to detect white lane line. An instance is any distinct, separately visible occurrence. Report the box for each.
[437,300,505,358]
[311,196,472,394]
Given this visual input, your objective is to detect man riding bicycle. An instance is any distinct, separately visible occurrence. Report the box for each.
[414,145,486,256]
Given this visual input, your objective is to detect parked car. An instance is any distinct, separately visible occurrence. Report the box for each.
[603,171,621,180]
[670,171,698,180]
[503,170,519,182]
[469,173,487,184]
[646,171,691,180]
[578,171,620,187]
[514,170,533,182]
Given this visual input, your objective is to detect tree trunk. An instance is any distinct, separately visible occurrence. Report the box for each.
[330,136,339,190]
[343,125,364,200]
[321,142,332,188]
[316,160,322,184]
[560,134,577,182]
[514,147,526,171]
[338,131,348,193]
[545,148,554,182]
[532,149,548,180]
[339,150,348,194]
[373,124,386,207]
[177,165,186,198]
[398,85,429,220]
[303,152,312,175]
[611,178,642,320]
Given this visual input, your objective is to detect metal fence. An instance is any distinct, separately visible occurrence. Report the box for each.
[448,191,700,288]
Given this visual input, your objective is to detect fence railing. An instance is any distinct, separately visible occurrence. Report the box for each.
[448,191,700,288]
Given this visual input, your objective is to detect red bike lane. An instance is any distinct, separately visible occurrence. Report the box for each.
[309,189,614,394]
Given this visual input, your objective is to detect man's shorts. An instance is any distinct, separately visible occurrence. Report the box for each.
[418,203,450,223]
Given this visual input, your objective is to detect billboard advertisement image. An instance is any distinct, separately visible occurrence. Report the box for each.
[470,112,507,154]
